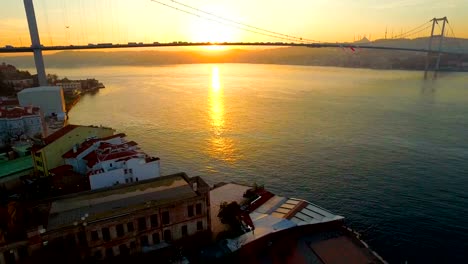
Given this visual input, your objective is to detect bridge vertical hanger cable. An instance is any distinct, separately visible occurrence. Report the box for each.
[446,23,463,53]
[149,0,311,43]
[40,0,53,46]
[167,0,320,43]
[370,24,432,47]
[78,0,83,45]
[93,0,98,43]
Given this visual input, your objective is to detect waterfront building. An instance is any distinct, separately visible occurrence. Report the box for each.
[56,81,82,95]
[62,133,161,189]
[17,86,66,118]
[31,124,115,177]
[2,79,34,91]
[0,173,211,263]
[0,63,16,76]
[0,106,45,147]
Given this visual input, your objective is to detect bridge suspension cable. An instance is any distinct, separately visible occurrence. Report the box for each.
[445,22,465,53]
[391,21,432,39]
[167,0,320,43]
[149,0,316,43]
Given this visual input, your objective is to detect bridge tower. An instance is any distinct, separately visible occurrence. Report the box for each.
[23,0,47,86]
[424,17,448,79]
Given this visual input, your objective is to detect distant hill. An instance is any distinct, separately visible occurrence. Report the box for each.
[1,37,468,71]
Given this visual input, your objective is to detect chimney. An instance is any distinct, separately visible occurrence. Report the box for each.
[73,144,78,153]
[193,182,198,192]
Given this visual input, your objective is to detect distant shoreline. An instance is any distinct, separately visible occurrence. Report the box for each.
[2,46,467,72]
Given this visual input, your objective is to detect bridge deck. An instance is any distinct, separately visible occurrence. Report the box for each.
[0,42,464,55]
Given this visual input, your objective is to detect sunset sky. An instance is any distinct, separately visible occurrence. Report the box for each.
[1,0,468,47]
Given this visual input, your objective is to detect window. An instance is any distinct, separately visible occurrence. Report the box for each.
[181,225,188,237]
[78,231,87,246]
[116,224,124,237]
[162,211,170,225]
[102,227,111,241]
[163,229,172,242]
[150,214,158,227]
[129,168,133,173]
[36,161,43,167]
[196,203,202,215]
[152,233,160,244]
[109,163,113,167]
[140,236,149,247]
[124,169,128,174]
[136,177,139,182]
[18,246,28,258]
[119,244,129,256]
[65,234,76,247]
[91,230,99,241]
[105,248,113,258]
[93,250,102,259]
[138,217,147,231]
[187,205,194,217]
[197,221,203,231]
[125,179,129,183]
[34,152,41,158]
[127,222,134,232]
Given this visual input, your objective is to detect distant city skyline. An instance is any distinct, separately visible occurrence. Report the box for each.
[1,0,468,47]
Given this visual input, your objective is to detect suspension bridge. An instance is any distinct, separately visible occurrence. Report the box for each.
[1,0,467,84]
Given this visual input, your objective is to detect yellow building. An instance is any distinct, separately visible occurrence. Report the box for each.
[32,125,115,177]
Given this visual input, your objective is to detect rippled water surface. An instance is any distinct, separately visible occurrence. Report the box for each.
[57,64,468,263]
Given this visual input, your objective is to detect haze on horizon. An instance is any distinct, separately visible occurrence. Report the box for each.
[1,0,468,48]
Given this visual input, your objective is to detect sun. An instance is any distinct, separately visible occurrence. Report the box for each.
[189,17,239,44]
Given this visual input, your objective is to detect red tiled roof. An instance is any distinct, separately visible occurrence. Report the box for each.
[83,151,98,168]
[84,150,139,168]
[43,125,79,145]
[100,150,139,162]
[62,133,127,159]
[0,99,19,106]
[62,138,99,159]
[97,140,138,151]
[49,165,73,175]
[0,107,40,118]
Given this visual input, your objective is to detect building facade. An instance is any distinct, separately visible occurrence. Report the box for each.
[55,82,82,95]
[17,86,66,118]
[62,133,161,189]
[4,173,211,263]
[0,106,45,147]
[31,125,115,177]
[0,63,16,76]
[2,79,34,91]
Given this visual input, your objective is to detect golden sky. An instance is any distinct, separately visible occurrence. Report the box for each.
[1,0,468,47]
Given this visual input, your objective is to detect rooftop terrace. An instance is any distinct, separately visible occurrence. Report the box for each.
[47,173,198,230]
[0,155,33,180]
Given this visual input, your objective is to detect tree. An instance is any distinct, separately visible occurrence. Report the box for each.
[0,72,14,96]
[47,73,59,85]
[217,201,242,232]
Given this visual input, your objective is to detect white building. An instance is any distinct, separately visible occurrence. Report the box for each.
[3,78,34,91]
[62,133,160,190]
[0,106,45,146]
[56,81,82,94]
[17,86,66,118]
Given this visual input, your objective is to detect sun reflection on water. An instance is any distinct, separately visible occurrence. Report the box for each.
[207,66,238,163]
